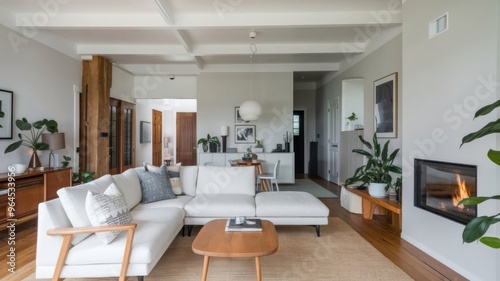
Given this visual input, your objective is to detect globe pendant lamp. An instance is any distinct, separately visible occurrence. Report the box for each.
[239,31,262,122]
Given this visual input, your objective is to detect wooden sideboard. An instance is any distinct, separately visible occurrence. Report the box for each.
[0,167,72,227]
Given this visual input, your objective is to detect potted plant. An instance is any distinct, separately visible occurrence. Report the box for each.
[4,118,59,167]
[346,112,358,130]
[345,133,402,198]
[197,134,220,153]
[458,98,500,249]
[242,146,253,161]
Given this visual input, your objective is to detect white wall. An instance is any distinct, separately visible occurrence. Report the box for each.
[110,66,135,103]
[341,79,364,131]
[316,34,403,180]
[402,1,498,280]
[133,75,197,99]
[0,25,81,172]
[294,89,317,173]
[197,72,293,153]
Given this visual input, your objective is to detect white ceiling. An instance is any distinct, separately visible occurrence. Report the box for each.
[0,0,402,83]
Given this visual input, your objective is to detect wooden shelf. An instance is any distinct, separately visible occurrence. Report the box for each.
[346,186,401,230]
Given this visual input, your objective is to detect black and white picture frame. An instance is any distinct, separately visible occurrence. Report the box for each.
[235,125,255,144]
[374,72,397,138]
[0,89,13,139]
[140,121,151,143]
[235,106,246,124]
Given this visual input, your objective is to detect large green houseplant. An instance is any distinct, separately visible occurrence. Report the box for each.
[197,134,220,153]
[459,99,500,249]
[345,133,402,198]
[4,118,59,167]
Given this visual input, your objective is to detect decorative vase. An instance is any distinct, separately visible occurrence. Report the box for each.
[368,182,387,198]
[29,150,42,168]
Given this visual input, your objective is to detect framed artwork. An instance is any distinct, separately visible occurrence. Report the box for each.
[140,121,151,143]
[374,72,398,138]
[235,125,256,144]
[235,106,245,124]
[0,89,13,139]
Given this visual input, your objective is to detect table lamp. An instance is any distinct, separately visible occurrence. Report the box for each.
[42,132,65,168]
[221,126,229,153]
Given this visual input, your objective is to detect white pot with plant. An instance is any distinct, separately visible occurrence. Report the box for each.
[345,133,402,198]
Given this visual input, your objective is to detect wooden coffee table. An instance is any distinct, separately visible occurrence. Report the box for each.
[192,219,278,281]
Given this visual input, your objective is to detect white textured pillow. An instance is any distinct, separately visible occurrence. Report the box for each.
[57,174,113,245]
[85,183,133,244]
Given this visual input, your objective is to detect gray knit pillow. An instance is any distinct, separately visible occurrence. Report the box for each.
[137,163,176,203]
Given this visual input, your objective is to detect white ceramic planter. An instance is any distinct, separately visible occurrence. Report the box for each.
[368,182,387,198]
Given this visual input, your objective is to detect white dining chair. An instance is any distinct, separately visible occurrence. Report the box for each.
[257,160,280,192]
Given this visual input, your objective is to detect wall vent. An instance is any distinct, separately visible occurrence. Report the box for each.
[429,13,448,39]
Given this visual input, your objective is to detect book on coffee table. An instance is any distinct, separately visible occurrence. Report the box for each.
[225,218,263,232]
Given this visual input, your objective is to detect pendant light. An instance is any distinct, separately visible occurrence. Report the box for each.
[239,31,262,122]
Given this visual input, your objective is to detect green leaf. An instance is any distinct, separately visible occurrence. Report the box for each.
[373,134,380,157]
[352,149,372,158]
[358,135,372,150]
[474,99,500,119]
[381,141,389,161]
[63,155,71,161]
[487,149,500,166]
[44,119,58,133]
[4,140,23,153]
[462,216,494,243]
[34,142,49,151]
[32,120,45,129]
[479,237,500,249]
[15,119,31,131]
[460,119,500,147]
[459,196,500,206]
[0,111,4,117]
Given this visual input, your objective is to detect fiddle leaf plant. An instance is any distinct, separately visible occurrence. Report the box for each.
[459,98,500,249]
[4,118,58,154]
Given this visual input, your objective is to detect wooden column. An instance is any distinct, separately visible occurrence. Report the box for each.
[81,56,112,178]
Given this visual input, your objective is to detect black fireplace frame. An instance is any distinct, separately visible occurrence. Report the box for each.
[414,158,477,225]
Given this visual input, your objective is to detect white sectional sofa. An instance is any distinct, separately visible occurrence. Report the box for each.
[36,165,329,280]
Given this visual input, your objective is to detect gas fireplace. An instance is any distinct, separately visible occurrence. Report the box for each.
[414,159,477,225]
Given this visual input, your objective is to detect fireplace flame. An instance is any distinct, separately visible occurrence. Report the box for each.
[452,174,470,209]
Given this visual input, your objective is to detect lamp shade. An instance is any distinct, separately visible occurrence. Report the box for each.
[42,132,65,150]
[221,126,229,136]
[239,100,262,121]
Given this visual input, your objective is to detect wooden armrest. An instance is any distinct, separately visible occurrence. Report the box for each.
[48,223,137,281]
[47,223,137,236]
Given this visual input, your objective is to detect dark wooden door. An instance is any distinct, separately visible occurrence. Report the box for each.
[176,112,197,165]
[152,110,163,166]
[293,110,305,173]
[120,101,135,172]
[109,98,120,175]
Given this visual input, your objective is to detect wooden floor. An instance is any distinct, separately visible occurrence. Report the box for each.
[0,175,467,281]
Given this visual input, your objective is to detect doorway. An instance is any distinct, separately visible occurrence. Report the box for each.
[328,99,340,184]
[152,110,163,166]
[176,112,197,165]
[293,110,305,174]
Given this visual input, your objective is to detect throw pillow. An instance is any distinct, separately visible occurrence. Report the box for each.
[144,162,183,195]
[85,183,133,244]
[137,163,176,203]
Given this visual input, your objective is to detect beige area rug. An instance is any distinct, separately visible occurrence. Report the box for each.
[24,217,412,281]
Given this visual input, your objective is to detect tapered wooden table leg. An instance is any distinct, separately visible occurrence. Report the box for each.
[255,256,262,281]
[201,256,210,281]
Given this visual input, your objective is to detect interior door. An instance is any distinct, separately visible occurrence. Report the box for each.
[121,101,136,172]
[109,98,120,175]
[328,99,340,184]
[176,112,197,165]
[152,109,163,166]
[293,110,305,174]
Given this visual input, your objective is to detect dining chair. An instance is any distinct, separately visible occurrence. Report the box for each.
[257,160,280,192]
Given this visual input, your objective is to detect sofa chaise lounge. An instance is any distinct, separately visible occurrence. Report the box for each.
[36,165,329,280]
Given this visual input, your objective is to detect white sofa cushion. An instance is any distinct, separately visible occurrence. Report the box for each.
[85,183,133,244]
[57,174,113,245]
[184,194,256,217]
[64,208,184,265]
[196,166,255,196]
[112,168,142,210]
[132,195,193,211]
[255,191,330,217]
[180,166,198,196]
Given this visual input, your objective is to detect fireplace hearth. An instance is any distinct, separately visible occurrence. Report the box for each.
[414,159,477,225]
